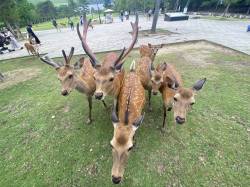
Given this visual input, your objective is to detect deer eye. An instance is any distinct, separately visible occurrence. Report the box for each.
[190,102,195,105]
[128,146,133,151]
[109,77,114,82]
[174,97,178,102]
[68,74,73,79]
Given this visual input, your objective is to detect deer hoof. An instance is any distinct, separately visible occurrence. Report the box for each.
[148,107,153,112]
[86,118,92,124]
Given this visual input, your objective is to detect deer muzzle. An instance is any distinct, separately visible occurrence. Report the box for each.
[95,92,104,100]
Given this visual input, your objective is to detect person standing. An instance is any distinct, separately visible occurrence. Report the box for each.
[26,24,41,45]
[120,10,124,22]
[80,16,84,26]
[68,17,74,31]
[124,10,129,20]
[148,9,152,21]
[52,18,61,32]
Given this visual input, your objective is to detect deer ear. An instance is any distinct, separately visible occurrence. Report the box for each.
[132,113,145,131]
[115,62,124,71]
[192,78,206,91]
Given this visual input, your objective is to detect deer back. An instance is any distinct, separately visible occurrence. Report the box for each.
[118,72,145,125]
[136,57,152,89]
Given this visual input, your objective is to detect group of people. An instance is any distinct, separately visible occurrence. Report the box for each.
[120,10,130,22]
[0,29,23,54]
[52,17,75,32]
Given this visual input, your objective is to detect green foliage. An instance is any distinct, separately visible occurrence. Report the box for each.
[36,0,57,18]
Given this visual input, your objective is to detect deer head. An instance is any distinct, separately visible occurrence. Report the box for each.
[110,108,144,184]
[40,47,80,96]
[77,15,139,100]
[173,78,206,125]
[151,62,178,95]
[140,43,163,61]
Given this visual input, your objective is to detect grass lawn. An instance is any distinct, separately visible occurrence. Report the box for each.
[0,42,250,186]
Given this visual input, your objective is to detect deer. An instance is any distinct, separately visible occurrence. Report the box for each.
[136,43,163,111]
[24,42,39,56]
[151,62,206,129]
[40,47,107,124]
[76,14,139,110]
[110,61,145,184]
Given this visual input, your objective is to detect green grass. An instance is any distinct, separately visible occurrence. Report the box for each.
[0,43,250,186]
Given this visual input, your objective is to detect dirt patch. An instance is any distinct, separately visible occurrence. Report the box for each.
[158,41,241,67]
[131,29,176,38]
[0,67,41,90]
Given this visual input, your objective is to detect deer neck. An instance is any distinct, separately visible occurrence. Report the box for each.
[74,75,89,94]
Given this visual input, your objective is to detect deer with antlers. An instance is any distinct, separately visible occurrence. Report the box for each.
[76,14,139,110]
[151,62,206,128]
[40,47,106,124]
[110,61,145,184]
[136,43,163,111]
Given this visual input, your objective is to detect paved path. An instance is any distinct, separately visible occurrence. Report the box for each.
[0,15,249,61]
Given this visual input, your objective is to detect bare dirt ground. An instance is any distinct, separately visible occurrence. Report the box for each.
[0,68,41,90]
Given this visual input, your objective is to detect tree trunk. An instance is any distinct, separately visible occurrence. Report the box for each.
[247,6,250,15]
[96,0,102,24]
[223,3,230,17]
[151,0,161,33]
[4,21,18,38]
[175,0,180,11]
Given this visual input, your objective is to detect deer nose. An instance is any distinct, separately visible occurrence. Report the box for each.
[95,92,103,100]
[176,116,185,124]
[61,90,68,96]
[152,91,158,95]
[112,176,121,184]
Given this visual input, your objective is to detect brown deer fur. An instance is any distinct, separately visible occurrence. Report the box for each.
[77,15,139,110]
[151,62,206,128]
[110,62,145,184]
[40,47,106,124]
[24,42,39,56]
[136,43,162,111]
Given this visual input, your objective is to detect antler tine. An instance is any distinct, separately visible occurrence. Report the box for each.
[62,50,68,64]
[40,55,60,69]
[113,47,126,66]
[68,47,75,62]
[120,13,139,62]
[76,18,99,67]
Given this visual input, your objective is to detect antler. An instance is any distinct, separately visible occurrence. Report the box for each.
[62,47,74,65]
[40,56,60,69]
[120,14,139,61]
[77,19,99,67]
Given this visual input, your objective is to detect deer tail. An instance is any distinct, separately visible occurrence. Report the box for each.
[130,60,136,72]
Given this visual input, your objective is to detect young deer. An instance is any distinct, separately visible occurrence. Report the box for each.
[110,61,145,184]
[151,62,206,128]
[77,15,139,109]
[40,47,106,124]
[136,43,163,111]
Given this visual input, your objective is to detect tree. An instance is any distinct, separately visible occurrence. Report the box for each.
[246,0,250,14]
[36,0,57,18]
[104,0,112,8]
[222,0,240,16]
[151,0,161,33]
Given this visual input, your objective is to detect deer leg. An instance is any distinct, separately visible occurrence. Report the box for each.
[102,100,107,108]
[148,89,152,111]
[162,105,167,130]
[86,96,92,124]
